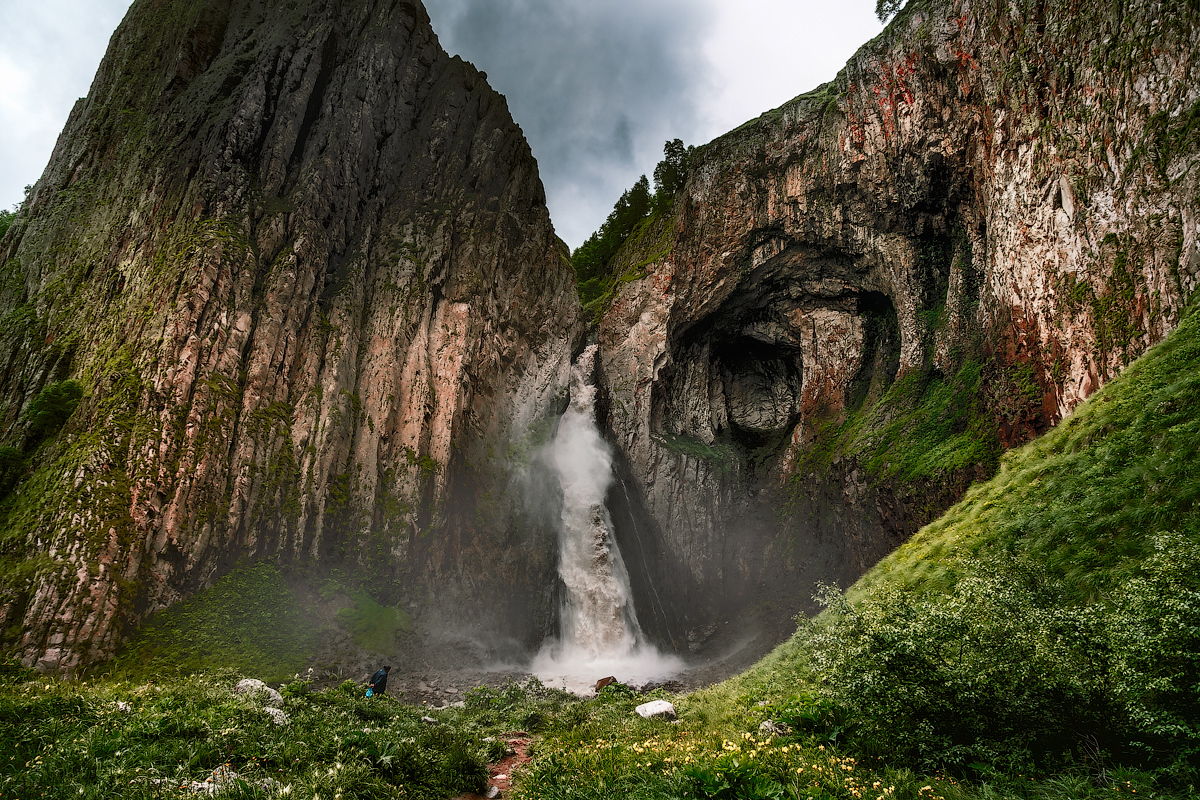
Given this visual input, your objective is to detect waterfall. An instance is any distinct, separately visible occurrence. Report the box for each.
[532,345,682,692]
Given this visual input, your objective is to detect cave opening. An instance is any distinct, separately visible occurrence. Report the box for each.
[714,335,803,452]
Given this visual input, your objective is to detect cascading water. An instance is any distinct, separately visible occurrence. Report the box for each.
[532,345,682,692]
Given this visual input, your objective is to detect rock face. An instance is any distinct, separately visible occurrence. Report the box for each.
[598,0,1199,651]
[0,0,581,671]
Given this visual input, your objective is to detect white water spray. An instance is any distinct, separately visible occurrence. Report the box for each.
[532,345,682,692]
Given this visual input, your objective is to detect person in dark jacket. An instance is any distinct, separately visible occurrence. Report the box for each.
[367,665,390,697]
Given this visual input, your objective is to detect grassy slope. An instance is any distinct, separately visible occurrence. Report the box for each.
[106,563,411,683]
[856,307,1200,600]
[0,667,494,800]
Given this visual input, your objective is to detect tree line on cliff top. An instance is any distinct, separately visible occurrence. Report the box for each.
[570,138,692,309]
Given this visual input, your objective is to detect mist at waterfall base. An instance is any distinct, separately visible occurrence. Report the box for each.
[531,347,683,693]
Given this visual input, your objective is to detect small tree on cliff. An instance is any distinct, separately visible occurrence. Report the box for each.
[571,175,652,291]
[876,0,906,22]
[652,138,692,205]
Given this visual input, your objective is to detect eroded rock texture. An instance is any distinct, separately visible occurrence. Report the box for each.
[0,0,581,671]
[600,0,1200,652]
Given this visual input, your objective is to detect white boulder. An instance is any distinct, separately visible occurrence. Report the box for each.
[635,700,677,720]
[263,706,290,726]
[234,678,283,706]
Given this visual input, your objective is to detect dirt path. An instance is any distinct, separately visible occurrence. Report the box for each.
[454,732,532,799]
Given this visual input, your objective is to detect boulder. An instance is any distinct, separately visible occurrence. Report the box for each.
[234,678,284,706]
[758,720,791,736]
[264,707,290,726]
[634,700,677,720]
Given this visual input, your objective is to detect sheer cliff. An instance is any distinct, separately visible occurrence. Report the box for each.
[597,0,1200,653]
[0,0,582,671]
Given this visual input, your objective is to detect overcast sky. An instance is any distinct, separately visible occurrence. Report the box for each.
[0,0,882,247]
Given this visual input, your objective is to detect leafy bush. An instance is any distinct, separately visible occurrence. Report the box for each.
[22,379,84,446]
[802,536,1200,783]
[682,757,790,799]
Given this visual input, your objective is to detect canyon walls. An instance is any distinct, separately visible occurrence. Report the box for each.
[0,0,582,671]
[2,0,1198,675]
[598,0,1200,653]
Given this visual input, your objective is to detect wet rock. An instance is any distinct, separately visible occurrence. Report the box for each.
[686,625,718,653]
[759,720,791,736]
[485,786,501,799]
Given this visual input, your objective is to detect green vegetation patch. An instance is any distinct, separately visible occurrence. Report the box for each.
[0,669,488,800]
[1145,98,1200,179]
[796,359,1002,488]
[655,433,739,471]
[335,589,412,654]
[110,563,322,683]
[572,139,691,322]
[802,538,1200,777]
[22,379,84,446]
[863,302,1200,599]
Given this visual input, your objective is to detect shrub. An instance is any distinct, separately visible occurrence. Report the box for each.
[0,445,23,495]
[802,538,1200,783]
[0,674,490,799]
[22,379,84,446]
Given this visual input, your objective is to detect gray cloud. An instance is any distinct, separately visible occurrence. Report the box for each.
[3,1,882,248]
[0,0,133,211]
[426,0,715,247]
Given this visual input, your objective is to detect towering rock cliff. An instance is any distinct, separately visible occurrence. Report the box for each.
[599,0,1200,652]
[0,0,582,671]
